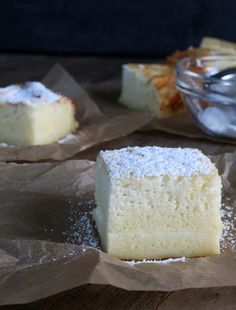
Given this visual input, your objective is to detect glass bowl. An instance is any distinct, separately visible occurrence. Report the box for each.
[175,55,236,139]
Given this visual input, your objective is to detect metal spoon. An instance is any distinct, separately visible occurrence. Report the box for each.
[211,67,236,80]
[204,67,236,96]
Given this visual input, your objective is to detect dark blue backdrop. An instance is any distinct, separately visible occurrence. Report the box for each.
[1,0,235,56]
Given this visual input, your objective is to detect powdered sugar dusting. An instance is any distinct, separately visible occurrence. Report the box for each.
[100,146,213,179]
[126,257,187,266]
[220,198,236,250]
[0,82,61,105]
[0,142,15,148]
[65,199,101,249]
[58,134,79,144]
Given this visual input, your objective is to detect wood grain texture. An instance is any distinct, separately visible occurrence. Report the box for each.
[0,54,235,309]
[1,285,236,309]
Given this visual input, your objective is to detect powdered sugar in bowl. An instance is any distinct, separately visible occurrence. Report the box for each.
[175,55,236,139]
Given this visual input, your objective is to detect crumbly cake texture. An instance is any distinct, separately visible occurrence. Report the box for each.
[119,64,184,118]
[0,82,78,145]
[93,146,222,260]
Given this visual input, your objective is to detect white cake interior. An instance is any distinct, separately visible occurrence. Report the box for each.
[93,146,222,260]
[119,64,151,112]
[30,100,77,145]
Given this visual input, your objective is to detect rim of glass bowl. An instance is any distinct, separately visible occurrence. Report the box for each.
[175,55,236,106]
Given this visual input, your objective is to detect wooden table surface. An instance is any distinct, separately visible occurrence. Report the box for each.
[0,54,236,309]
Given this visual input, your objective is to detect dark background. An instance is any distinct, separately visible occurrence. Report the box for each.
[1,0,235,56]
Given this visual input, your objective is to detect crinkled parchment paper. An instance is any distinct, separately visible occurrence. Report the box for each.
[0,65,151,162]
[0,151,235,305]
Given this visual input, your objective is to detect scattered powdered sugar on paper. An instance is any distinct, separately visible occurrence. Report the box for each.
[100,146,213,180]
[58,134,79,144]
[126,257,187,266]
[65,199,101,249]
[0,81,61,105]
[220,198,236,251]
[0,142,15,148]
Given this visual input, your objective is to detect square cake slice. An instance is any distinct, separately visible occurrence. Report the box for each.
[0,82,78,145]
[93,146,222,260]
[119,64,184,118]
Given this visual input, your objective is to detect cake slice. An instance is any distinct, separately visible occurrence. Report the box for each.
[119,64,184,118]
[200,37,236,54]
[0,81,78,146]
[93,146,222,260]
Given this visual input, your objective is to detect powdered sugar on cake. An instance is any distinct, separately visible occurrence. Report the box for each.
[100,146,213,179]
[0,82,61,105]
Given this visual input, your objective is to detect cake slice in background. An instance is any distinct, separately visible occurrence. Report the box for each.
[119,64,184,118]
[93,146,222,260]
[200,37,236,54]
[119,38,236,119]
[167,37,236,66]
[0,81,78,146]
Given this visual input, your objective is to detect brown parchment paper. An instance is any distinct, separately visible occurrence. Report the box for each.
[0,152,235,305]
[0,65,151,162]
